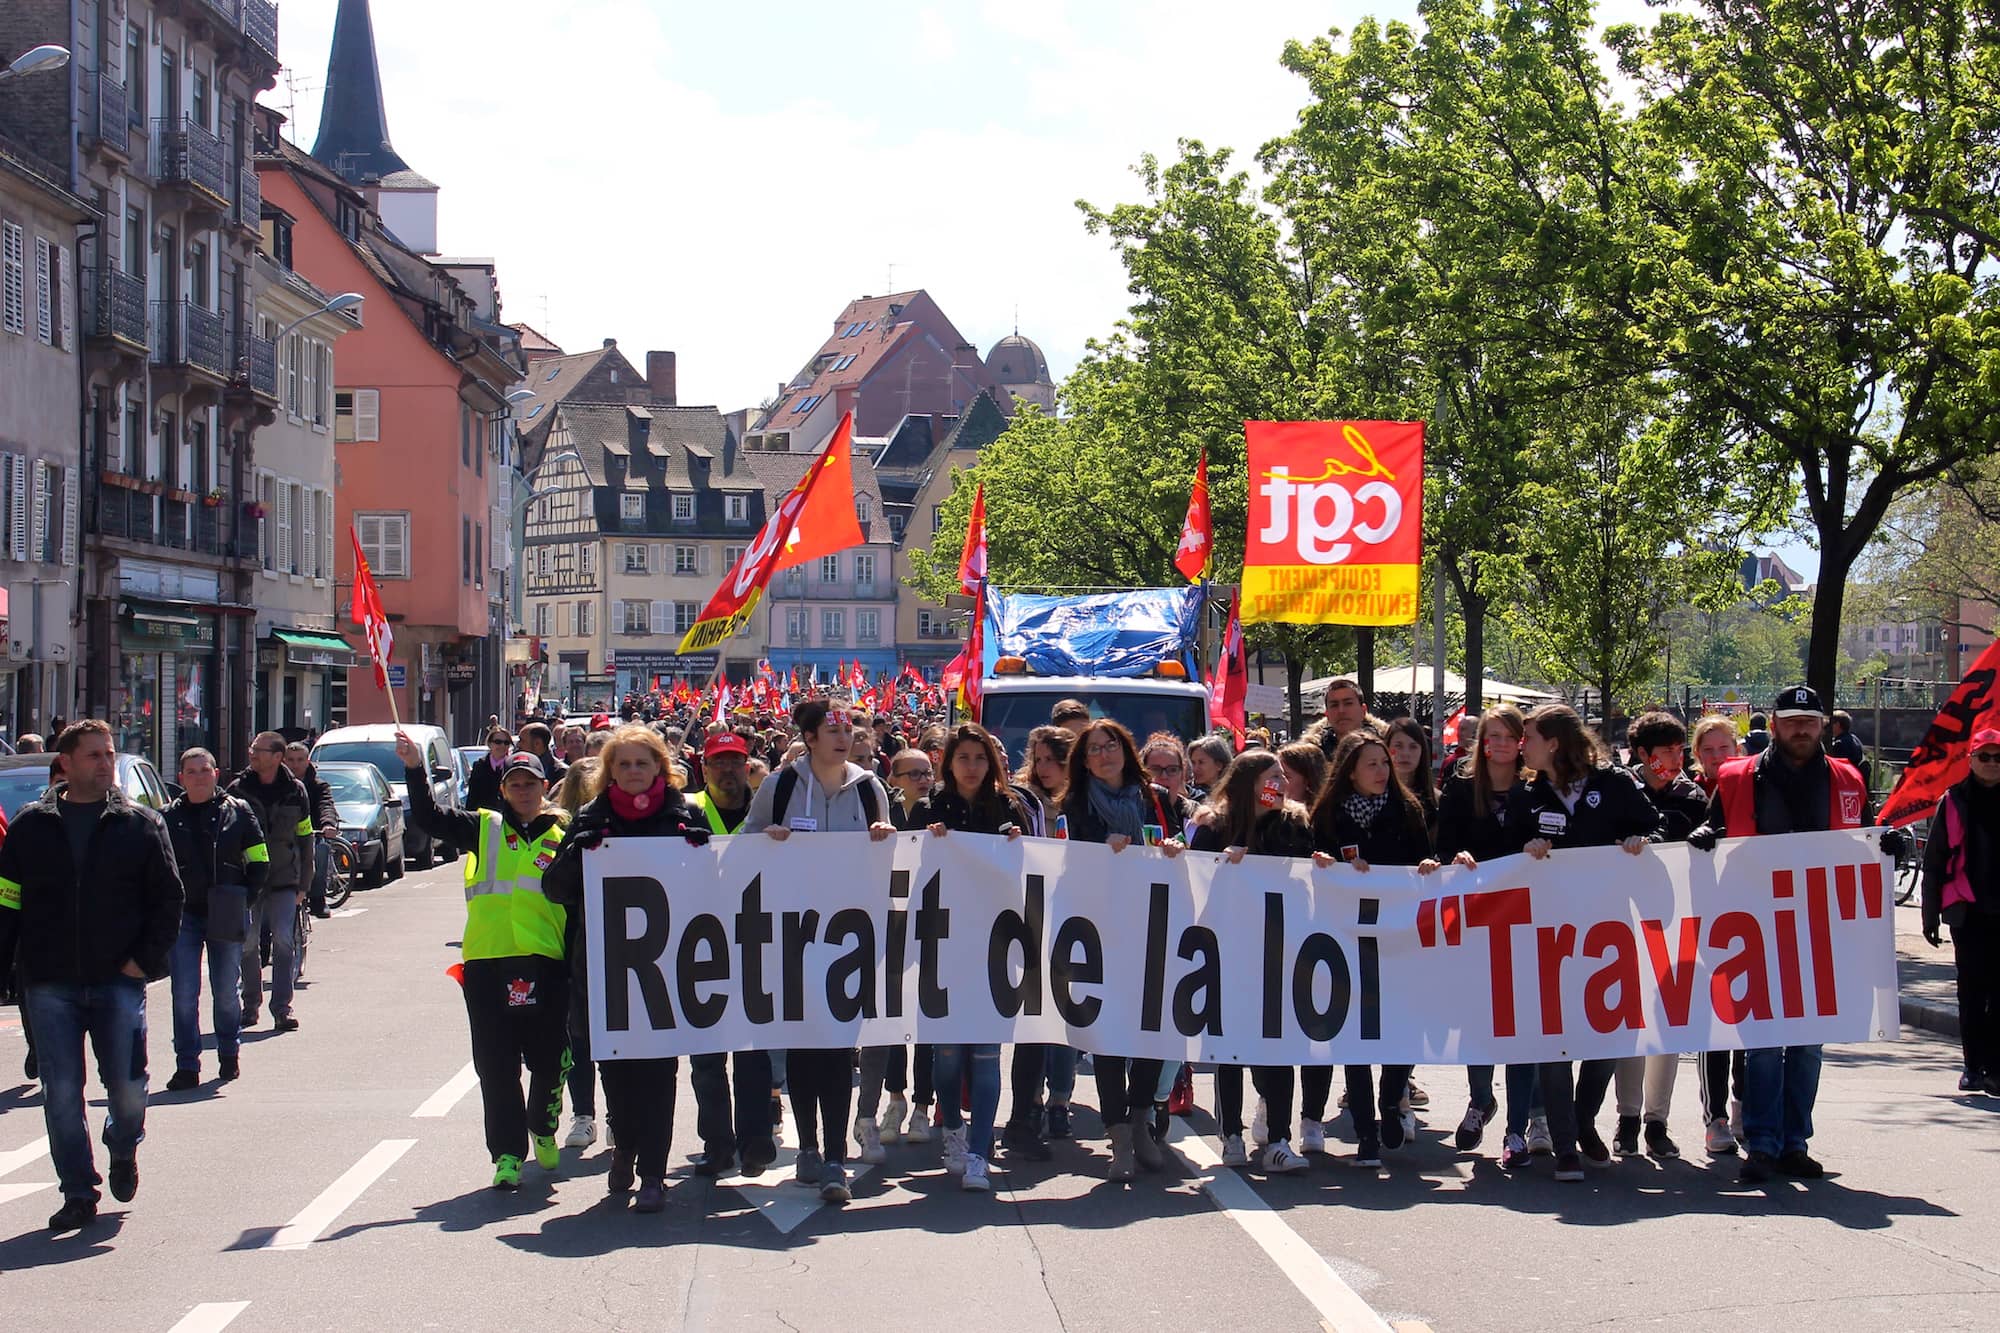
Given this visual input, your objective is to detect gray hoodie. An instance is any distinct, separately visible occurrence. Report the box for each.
[741,757,890,835]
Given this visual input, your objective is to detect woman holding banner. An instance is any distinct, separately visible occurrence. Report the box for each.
[1190,750,1313,1175]
[1309,732,1441,1167]
[1436,705,1537,1161]
[1058,718,1186,1182]
[544,725,709,1214]
[914,723,1030,1191]
[1518,704,1663,1182]
[1920,726,2000,1096]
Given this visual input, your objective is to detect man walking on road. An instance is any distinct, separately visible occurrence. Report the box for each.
[0,720,184,1232]
[230,732,315,1033]
[163,749,269,1090]
[284,742,339,919]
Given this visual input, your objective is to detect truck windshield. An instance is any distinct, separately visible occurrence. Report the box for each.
[980,689,1207,767]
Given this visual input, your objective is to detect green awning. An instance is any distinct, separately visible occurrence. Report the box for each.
[274,629,356,653]
[272,629,358,667]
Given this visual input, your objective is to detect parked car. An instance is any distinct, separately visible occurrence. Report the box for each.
[316,761,407,886]
[0,751,172,821]
[311,723,460,867]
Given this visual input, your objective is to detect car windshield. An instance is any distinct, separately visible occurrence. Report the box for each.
[321,768,381,803]
[979,689,1207,770]
[0,768,54,820]
[313,743,409,785]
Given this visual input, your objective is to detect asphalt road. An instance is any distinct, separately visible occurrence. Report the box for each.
[2,859,1996,1332]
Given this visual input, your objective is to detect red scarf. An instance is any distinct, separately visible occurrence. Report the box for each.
[607,775,668,822]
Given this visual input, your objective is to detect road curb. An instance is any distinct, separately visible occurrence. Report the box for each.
[1900,995,1960,1041]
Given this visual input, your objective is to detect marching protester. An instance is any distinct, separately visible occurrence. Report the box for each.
[546,726,712,1212]
[1691,714,1741,794]
[1922,727,2000,1096]
[467,727,513,814]
[1190,749,1313,1173]
[1309,731,1441,1167]
[230,731,316,1033]
[396,732,573,1193]
[517,722,568,790]
[1058,718,1187,1180]
[1309,678,1371,756]
[1001,725,1079,1146]
[1186,734,1234,803]
[1012,725,1074,827]
[743,699,899,1204]
[912,723,1030,1190]
[1518,703,1663,1181]
[1436,704,1535,1157]
[1687,714,1747,1150]
[1385,717,1440,840]
[1618,711,1712,1158]
[682,731,778,1179]
[1689,686,1902,1182]
[163,748,267,1091]
[1277,741,1328,807]
[0,721,183,1232]
[283,742,340,920]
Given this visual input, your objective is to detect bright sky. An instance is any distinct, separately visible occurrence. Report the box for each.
[270,1,1815,571]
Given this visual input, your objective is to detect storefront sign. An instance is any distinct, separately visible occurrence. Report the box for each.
[386,664,408,688]
[118,599,216,649]
[615,650,720,680]
[446,662,479,690]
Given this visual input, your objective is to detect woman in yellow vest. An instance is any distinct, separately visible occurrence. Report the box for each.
[396,731,571,1191]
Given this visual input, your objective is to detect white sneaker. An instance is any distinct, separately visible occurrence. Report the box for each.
[1300,1117,1326,1154]
[1261,1140,1310,1174]
[852,1113,871,1145]
[961,1153,992,1192]
[1705,1119,1739,1156]
[1250,1096,1269,1148]
[879,1094,908,1144]
[563,1115,597,1150]
[1221,1133,1249,1167]
[943,1125,970,1175]
[856,1119,887,1165]
[1527,1114,1554,1155]
[1399,1110,1417,1145]
[906,1107,934,1143]
[1729,1097,1744,1144]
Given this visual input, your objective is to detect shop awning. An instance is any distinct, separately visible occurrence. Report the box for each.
[272,628,359,668]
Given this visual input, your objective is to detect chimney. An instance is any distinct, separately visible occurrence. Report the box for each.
[647,351,677,405]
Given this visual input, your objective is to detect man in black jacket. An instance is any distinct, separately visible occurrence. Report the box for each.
[284,743,339,919]
[229,732,315,1033]
[0,720,183,1232]
[163,748,269,1090]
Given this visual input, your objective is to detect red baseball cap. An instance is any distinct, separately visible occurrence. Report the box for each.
[589,713,611,730]
[704,732,750,759]
[1971,727,2000,752]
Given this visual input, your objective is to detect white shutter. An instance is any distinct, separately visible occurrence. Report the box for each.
[698,544,712,574]
[60,464,78,566]
[323,492,335,577]
[277,483,294,572]
[34,238,52,345]
[651,599,670,635]
[6,455,25,560]
[302,487,318,576]
[30,460,49,560]
[1,222,24,335]
[356,389,380,441]
[56,246,72,351]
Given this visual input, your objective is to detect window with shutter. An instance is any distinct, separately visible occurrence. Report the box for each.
[302,487,318,576]
[3,454,25,560]
[322,492,334,577]
[675,601,698,634]
[698,544,712,574]
[577,601,594,636]
[56,247,72,351]
[651,600,670,636]
[260,474,276,569]
[675,544,696,574]
[1,222,24,335]
[61,465,78,566]
[30,460,49,560]
[277,482,294,573]
[34,238,52,345]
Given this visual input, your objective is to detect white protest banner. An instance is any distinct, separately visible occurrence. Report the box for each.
[582,828,1898,1064]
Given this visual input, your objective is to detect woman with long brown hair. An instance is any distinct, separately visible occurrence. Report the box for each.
[1057,718,1185,1181]
[1306,731,1441,1167]
[1517,703,1662,1182]
[1189,749,1313,1174]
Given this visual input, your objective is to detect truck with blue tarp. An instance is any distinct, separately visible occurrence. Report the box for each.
[974,586,1213,762]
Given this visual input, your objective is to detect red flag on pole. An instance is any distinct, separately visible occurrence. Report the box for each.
[713,679,731,725]
[1880,641,2000,826]
[1174,449,1212,583]
[1210,592,1247,744]
[958,483,988,595]
[960,583,986,718]
[349,525,397,710]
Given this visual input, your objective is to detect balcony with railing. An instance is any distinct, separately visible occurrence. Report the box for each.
[97,485,233,557]
[192,1,280,62]
[156,118,229,210]
[82,73,129,159]
[151,301,231,381]
[231,330,278,401]
[85,267,148,350]
[234,166,260,233]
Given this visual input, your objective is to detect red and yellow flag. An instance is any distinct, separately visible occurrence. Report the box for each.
[771,415,866,573]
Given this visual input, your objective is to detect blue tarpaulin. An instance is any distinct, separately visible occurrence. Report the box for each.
[983,587,1205,680]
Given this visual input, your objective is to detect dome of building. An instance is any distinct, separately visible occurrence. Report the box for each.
[986,333,1052,387]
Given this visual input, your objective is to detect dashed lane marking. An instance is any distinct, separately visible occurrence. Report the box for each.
[0,1135,50,1177]
[0,1181,54,1206]
[411,1061,478,1118]
[167,1303,251,1332]
[264,1139,415,1251]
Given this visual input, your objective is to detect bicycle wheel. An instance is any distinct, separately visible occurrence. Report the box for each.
[294,897,310,981]
[325,837,358,911]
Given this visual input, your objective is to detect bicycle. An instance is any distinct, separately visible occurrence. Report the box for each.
[323,834,360,912]
[293,892,311,982]
[1894,817,1928,907]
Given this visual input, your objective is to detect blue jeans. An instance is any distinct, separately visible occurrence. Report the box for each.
[22,979,150,1203]
[1047,1047,1078,1104]
[170,915,242,1071]
[930,1043,1001,1159]
[309,839,332,914]
[241,888,298,1019]
[1742,1045,1821,1157]
[1503,1064,1543,1137]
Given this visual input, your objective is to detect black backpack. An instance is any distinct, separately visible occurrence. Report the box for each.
[770,765,882,828]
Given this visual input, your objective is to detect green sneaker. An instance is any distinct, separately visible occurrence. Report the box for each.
[492,1154,524,1190]
[533,1135,559,1170]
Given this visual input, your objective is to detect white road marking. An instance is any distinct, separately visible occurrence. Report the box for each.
[0,1181,54,1206]
[330,907,368,918]
[723,1148,878,1234]
[167,1303,251,1333]
[1168,1117,1394,1333]
[264,1139,415,1251]
[0,1135,50,1178]
[411,1061,478,1118]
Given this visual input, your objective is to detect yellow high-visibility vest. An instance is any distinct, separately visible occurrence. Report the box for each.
[461,810,568,963]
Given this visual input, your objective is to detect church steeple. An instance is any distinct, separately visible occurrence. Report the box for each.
[310,0,415,183]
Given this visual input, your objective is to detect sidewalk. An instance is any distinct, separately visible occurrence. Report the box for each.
[1894,901,1959,1040]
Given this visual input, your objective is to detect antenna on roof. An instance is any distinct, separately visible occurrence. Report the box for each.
[886,262,897,293]
[280,69,318,142]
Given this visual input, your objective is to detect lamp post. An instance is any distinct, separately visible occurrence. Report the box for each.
[0,44,69,85]
[273,291,363,344]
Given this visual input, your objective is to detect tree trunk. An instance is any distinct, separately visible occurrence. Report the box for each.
[1807,542,1856,706]
[1286,653,1306,736]
[1357,627,1376,708]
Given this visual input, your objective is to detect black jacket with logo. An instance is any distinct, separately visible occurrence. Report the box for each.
[1520,766,1664,849]
[163,793,270,917]
[1631,768,1710,843]
[0,783,185,984]
[1436,768,1536,862]
[226,769,315,893]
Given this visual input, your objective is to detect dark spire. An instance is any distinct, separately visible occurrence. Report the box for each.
[310,0,415,183]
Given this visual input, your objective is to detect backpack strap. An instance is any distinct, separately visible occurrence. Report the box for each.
[772,766,800,827]
[859,778,881,827]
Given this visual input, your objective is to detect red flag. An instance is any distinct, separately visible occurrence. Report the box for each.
[713,679,731,725]
[961,583,987,717]
[1442,706,1468,749]
[1210,593,1247,744]
[1174,449,1212,583]
[958,483,987,595]
[772,415,867,572]
[1880,640,2000,826]
[849,661,866,691]
[882,672,899,718]
[940,647,967,694]
[349,525,395,692]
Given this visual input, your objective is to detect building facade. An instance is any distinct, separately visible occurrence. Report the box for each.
[755,450,897,678]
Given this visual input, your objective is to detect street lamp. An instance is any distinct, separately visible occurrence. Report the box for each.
[272,292,363,344]
[0,45,69,85]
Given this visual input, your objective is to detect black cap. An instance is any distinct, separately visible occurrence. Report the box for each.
[500,751,547,782]
[1773,685,1825,719]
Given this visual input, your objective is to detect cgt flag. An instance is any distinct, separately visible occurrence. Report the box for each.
[1210,592,1247,744]
[958,483,988,594]
[349,525,395,693]
[1880,637,2000,827]
[1241,420,1424,627]
[1174,449,1212,583]
[679,413,861,652]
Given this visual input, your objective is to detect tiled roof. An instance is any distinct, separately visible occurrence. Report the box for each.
[509,323,563,355]
[517,345,636,449]
[544,403,766,539]
[751,289,1006,432]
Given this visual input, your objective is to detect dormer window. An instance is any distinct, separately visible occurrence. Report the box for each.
[671,492,695,522]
